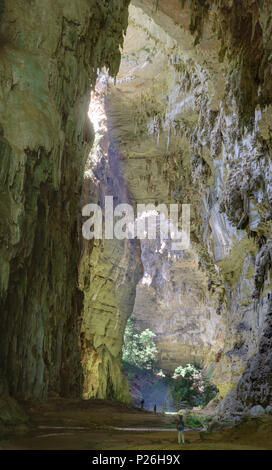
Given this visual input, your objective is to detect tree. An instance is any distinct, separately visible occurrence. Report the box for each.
[171,363,217,407]
[122,318,158,369]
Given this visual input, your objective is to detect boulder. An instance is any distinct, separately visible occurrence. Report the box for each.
[248,405,265,416]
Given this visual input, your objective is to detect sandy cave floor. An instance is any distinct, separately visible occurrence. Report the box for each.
[0,398,272,450]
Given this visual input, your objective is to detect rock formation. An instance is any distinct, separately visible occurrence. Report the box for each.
[0,0,272,426]
[132,237,224,374]
[79,77,143,401]
[103,0,272,407]
[0,0,130,420]
[217,293,272,419]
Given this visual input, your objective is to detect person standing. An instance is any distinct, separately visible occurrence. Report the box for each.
[176,415,185,445]
[154,404,157,413]
[141,399,144,409]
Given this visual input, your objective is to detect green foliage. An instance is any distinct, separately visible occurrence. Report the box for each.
[122,318,158,369]
[184,412,214,429]
[171,363,218,408]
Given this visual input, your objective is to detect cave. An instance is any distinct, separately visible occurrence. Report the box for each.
[0,0,272,452]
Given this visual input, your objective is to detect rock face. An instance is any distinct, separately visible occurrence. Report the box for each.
[132,237,224,373]
[0,0,272,422]
[103,0,272,408]
[0,0,130,413]
[217,295,272,419]
[0,376,28,429]
[79,79,143,401]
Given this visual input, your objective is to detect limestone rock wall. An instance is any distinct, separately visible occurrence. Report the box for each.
[105,0,272,409]
[216,294,272,419]
[0,0,271,420]
[179,0,272,117]
[79,77,143,401]
[0,0,130,406]
[132,238,224,374]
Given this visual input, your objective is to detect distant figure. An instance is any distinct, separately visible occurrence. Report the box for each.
[154,404,157,413]
[176,415,185,445]
[141,399,144,409]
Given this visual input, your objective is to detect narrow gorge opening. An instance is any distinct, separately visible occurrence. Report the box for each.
[0,0,272,452]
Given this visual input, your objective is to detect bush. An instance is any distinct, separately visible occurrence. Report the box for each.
[170,363,218,408]
[122,318,158,369]
[184,412,214,429]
